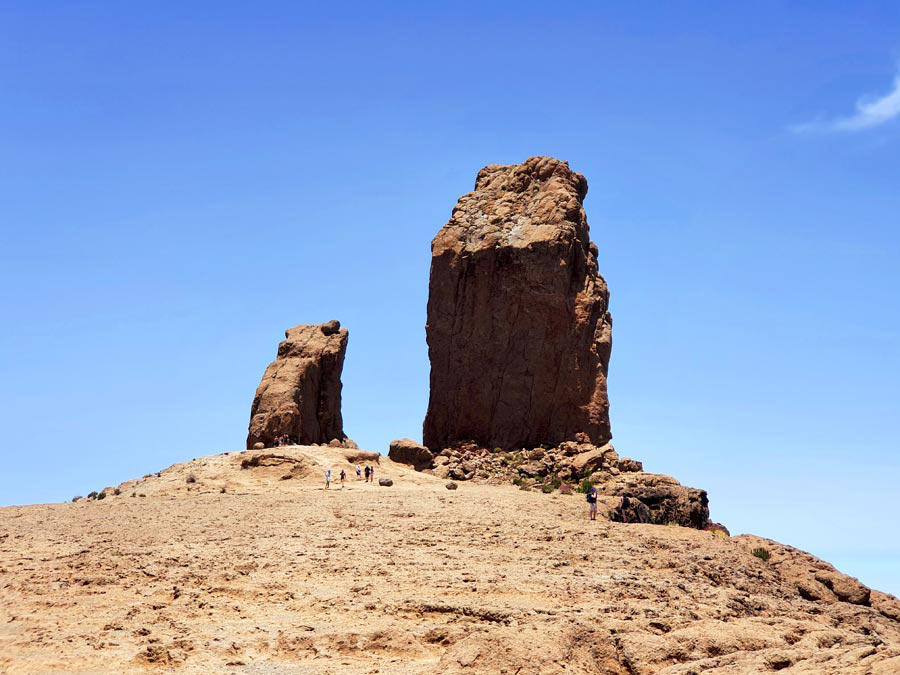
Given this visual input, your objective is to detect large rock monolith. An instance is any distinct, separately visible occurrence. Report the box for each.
[246,321,348,449]
[423,157,612,452]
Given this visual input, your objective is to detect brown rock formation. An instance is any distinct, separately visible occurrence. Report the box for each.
[606,473,710,529]
[246,322,348,449]
[423,156,612,452]
[734,535,878,609]
[388,439,434,470]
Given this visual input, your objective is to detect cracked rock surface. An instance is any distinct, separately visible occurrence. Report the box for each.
[2,445,899,674]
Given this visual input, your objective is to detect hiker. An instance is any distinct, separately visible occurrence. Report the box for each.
[356,464,362,480]
[586,486,598,521]
[339,469,346,488]
[616,495,629,523]
[370,465,375,482]
[364,465,370,482]
[325,469,331,489]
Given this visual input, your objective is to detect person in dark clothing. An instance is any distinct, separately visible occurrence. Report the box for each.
[586,486,598,521]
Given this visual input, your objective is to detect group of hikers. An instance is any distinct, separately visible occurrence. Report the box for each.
[324,463,376,489]
[273,434,295,447]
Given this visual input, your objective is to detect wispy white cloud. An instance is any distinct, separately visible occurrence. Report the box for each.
[792,68,900,133]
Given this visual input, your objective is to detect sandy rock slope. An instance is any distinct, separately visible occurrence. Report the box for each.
[2,445,899,674]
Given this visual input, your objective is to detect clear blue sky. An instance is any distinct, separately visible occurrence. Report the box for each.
[2,2,898,596]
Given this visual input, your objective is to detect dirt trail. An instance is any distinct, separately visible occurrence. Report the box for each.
[1,446,899,673]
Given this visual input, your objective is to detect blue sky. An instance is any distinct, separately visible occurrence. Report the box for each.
[1,3,898,596]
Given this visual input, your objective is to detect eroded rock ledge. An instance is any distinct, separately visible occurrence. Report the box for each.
[389,438,709,530]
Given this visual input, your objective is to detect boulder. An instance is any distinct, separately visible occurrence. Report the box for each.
[618,457,642,473]
[388,438,434,470]
[252,442,265,450]
[605,473,709,529]
[246,322,348,449]
[378,478,393,487]
[571,444,617,477]
[517,461,547,478]
[445,482,458,490]
[320,319,341,335]
[423,157,613,452]
[432,465,451,480]
[609,495,652,524]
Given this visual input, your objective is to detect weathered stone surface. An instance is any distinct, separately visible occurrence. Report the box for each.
[388,439,434,470]
[873,590,900,622]
[423,157,612,452]
[734,535,874,608]
[516,461,547,478]
[445,482,458,490]
[618,457,643,473]
[571,443,617,477]
[378,478,393,487]
[344,451,380,465]
[246,322,348,449]
[606,473,710,529]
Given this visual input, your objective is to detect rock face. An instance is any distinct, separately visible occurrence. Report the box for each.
[423,157,612,453]
[607,473,710,529]
[388,439,434,470]
[246,322,348,449]
[734,535,877,609]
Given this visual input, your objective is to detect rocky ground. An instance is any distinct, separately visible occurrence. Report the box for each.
[2,445,899,674]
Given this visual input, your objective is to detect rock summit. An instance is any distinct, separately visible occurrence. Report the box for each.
[423,157,613,452]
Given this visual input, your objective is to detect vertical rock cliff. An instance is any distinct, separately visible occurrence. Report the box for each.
[424,157,612,452]
[246,321,347,448]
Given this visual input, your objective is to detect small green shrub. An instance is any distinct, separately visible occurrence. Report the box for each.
[87,491,98,499]
[113,488,121,496]
[512,476,525,486]
[711,529,729,541]
[186,473,196,484]
[541,483,554,493]
[576,479,594,494]
[752,547,771,562]
[139,493,146,497]
[96,491,106,500]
